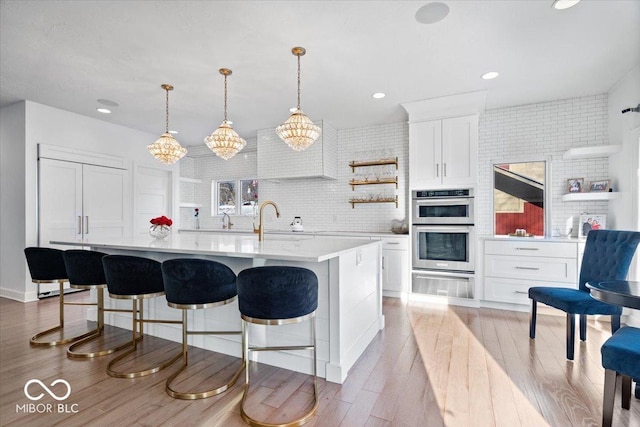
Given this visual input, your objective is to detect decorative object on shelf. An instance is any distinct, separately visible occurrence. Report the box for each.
[390,218,408,234]
[566,178,583,193]
[579,213,606,239]
[147,84,187,165]
[204,68,246,160]
[290,216,304,232]
[149,215,172,240]
[348,195,398,208]
[588,179,610,192]
[349,157,398,173]
[194,208,200,230]
[276,47,321,151]
[348,156,398,207]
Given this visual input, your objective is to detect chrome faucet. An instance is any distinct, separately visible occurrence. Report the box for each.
[253,200,280,241]
[222,212,233,230]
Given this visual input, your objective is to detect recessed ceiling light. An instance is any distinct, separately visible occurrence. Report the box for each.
[552,0,581,10]
[168,130,178,134]
[481,72,499,80]
[372,92,386,99]
[97,99,119,107]
[96,108,111,114]
[415,2,450,24]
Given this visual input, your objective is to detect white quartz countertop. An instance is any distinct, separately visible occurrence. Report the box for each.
[178,229,408,239]
[51,233,381,263]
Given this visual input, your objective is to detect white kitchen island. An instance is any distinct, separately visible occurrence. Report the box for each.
[52,233,384,384]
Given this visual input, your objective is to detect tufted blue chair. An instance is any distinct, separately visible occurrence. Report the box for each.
[102,255,182,378]
[528,230,640,360]
[237,266,319,427]
[161,258,244,400]
[601,326,640,427]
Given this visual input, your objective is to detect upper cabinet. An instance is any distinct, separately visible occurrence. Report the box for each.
[409,114,478,188]
[257,121,337,180]
[402,90,486,190]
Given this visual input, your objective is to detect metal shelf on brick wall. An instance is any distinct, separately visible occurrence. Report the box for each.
[349,157,398,172]
[348,195,398,209]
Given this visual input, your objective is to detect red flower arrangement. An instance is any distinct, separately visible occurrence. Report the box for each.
[150,216,173,226]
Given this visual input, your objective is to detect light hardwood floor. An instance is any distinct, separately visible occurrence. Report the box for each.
[0,294,638,426]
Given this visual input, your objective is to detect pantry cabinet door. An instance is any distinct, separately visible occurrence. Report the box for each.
[82,164,129,239]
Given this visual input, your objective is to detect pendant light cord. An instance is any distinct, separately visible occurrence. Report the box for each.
[165,88,170,133]
[297,53,301,110]
[224,73,228,122]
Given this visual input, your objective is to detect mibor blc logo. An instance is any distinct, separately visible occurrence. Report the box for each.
[16,379,79,414]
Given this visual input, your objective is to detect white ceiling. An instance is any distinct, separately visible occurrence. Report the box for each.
[1,1,639,148]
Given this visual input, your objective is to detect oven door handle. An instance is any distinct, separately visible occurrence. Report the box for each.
[413,226,473,233]
[413,199,471,207]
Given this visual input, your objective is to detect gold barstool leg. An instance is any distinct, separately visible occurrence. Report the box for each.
[240,314,319,427]
[30,280,98,347]
[166,309,245,400]
[107,298,182,379]
[67,288,139,359]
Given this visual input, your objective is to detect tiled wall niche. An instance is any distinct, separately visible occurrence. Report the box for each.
[181,94,611,237]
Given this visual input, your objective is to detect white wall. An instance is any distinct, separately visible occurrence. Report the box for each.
[0,101,164,301]
[477,95,610,237]
[180,122,409,233]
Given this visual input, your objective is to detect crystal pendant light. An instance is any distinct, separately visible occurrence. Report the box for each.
[147,84,187,165]
[204,68,246,160]
[276,47,321,151]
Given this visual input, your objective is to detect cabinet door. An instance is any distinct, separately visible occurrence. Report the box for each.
[82,164,129,239]
[409,120,441,188]
[382,248,409,294]
[39,159,83,247]
[441,114,478,186]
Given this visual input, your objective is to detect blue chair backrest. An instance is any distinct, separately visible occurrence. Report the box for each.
[578,230,640,291]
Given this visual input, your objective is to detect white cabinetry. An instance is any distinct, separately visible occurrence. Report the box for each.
[483,239,577,305]
[409,114,478,188]
[39,158,129,247]
[257,121,337,180]
[380,236,409,297]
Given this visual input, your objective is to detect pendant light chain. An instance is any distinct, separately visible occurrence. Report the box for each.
[297,53,301,110]
[224,72,228,122]
[165,88,170,133]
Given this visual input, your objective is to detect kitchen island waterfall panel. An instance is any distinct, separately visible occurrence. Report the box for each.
[51,234,383,384]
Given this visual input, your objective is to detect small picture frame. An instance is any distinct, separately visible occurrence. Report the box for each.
[566,178,584,193]
[588,179,610,192]
[579,214,606,238]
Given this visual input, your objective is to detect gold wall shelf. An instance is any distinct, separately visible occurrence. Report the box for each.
[348,196,398,209]
[349,157,398,172]
[349,177,398,190]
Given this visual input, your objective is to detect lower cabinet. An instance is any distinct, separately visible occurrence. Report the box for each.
[381,236,409,296]
[483,239,578,305]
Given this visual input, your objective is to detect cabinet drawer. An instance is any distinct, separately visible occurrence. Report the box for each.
[484,277,575,305]
[380,236,409,251]
[484,240,576,258]
[485,255,577,283]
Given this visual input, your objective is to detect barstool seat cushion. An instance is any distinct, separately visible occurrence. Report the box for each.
[102,255,164,297]
[601,326,640,379]
[162,259,237,305]
[24,247,67,281]
[237,266,318,320]
[63,250,108,286]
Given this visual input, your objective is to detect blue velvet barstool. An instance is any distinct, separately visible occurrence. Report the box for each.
[102,255,182,378]
[601,326,640,427]
[529,230,640,360]
[161,258,244,400]
[63,250,135,358]
[237,266,319,427]
[24,247,97,347]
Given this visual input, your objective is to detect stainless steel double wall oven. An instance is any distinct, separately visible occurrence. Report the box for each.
[411,189,475,299]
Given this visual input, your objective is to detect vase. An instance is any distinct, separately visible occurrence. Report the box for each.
[149,224,171,240]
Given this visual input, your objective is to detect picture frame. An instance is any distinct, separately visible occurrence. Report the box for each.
[566,178,584,193]
[588,179,610,192]
[579,214,606,238]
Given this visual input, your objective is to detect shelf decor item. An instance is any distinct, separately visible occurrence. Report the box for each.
[149,216,173,240]
[276,47,321,151]
[579,214,606,238]
[566,178,583,193]
[204,68,246,160]
[147,84,187,165]
[588,179,610,192]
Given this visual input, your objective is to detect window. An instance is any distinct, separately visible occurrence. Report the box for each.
[213,179,258,216]
[493,160,548,237]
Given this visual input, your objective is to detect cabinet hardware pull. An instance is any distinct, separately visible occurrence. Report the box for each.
[77,216,82,234]
[514,291,528,294]
[515,247,539,251]
[85,216,89,234]
[436,164,439,177]
[382,256,385,269]
[386,242,400,245]
[443,163,447,177]
[515,266,539,270]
